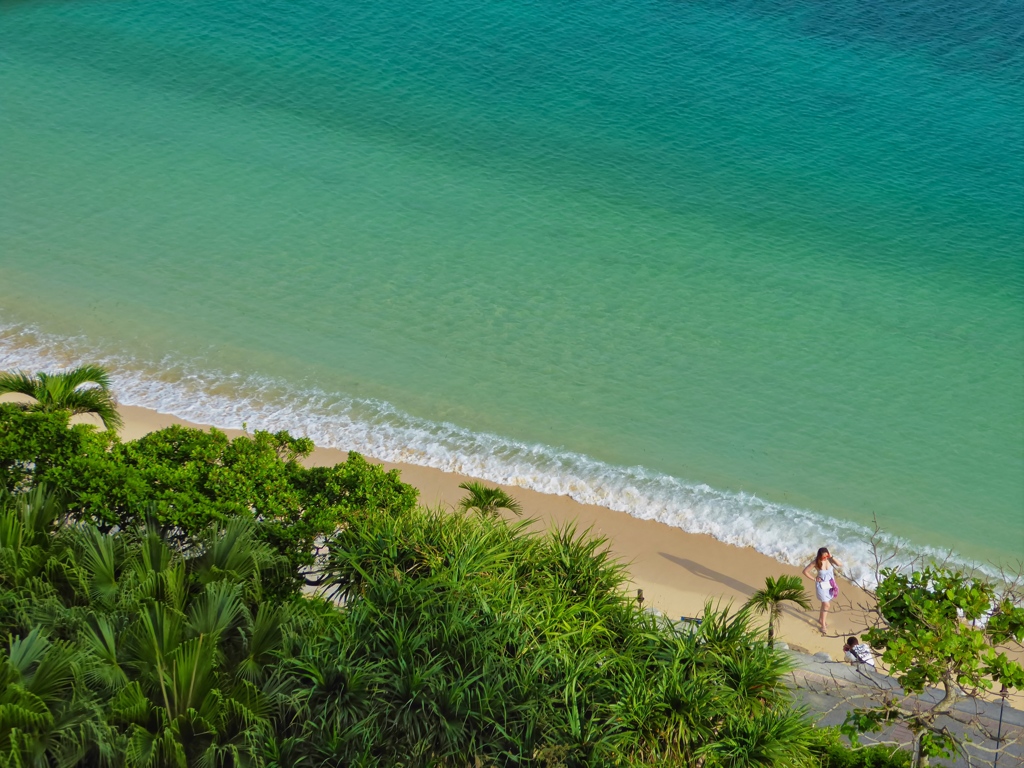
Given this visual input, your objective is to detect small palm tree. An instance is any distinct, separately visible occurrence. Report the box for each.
[456,481,523,517]
[744,575,811,648]
[0,364,123,430]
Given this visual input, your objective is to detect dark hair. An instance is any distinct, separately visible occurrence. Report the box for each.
[814,547,831,569]
[846,636,859,647]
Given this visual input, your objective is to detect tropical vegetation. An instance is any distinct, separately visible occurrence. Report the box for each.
[456,480,524,517]
[1,483,819,766]
[745,575,812,649]
[0,365,123,431]
[843,566,1024,767]
[0,404,416,596]
[0,373,922,766]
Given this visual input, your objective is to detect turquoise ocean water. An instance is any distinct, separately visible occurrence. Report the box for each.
[1,0,1022,577]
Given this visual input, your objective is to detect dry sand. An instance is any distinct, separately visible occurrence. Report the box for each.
[113,403,877,659]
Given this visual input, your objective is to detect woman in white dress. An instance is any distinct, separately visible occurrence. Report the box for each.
[803,546,843,635]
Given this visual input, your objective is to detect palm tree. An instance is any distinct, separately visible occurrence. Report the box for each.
[0,364,123,430]
[74,519,281,764]
[456,481,523,517]
[0,628,112,766]
[744,575,812,648]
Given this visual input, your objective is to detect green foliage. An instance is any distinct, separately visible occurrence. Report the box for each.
[0,365,123,431]
[867,567,1024,697]
[0,628,111,768]
[809,728,911,767]
[842,566,1024,766]
[0,483,819,765]
[0,408,418,594]
[0,489,285,767]
[745,575,812,648]
[297,504,817,767]
[0,401,827,766]
[456,480,525,517]
[0,485,822,767]
[0,406,107,496]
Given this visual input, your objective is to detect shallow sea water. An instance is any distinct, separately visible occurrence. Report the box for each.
[1,0,1022,573]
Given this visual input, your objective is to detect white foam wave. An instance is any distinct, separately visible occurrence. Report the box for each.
[0,321,990,590]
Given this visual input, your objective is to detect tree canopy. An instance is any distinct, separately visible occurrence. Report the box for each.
[844,566,1024,766]
[0,405,417,594]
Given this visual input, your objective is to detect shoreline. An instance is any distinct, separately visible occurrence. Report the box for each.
[2,326,1009,583]
[117,403,877,660]
[10,397,1024,709]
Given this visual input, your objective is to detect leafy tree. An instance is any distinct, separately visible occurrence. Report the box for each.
[456,480,523,517]
[0,408,418,594]
[0,406,108,495]
[745,575,812,648]
[843,566,1024,767]
[0,365,123,431]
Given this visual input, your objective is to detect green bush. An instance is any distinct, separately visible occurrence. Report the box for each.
[0,405,826,766]
[0,406,418,594]
[810,727,911,767]
[0,403,107,493]
[273,504,819,767]
[1,486,821,767]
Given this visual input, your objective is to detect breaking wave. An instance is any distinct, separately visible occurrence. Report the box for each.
[0,322,989,589]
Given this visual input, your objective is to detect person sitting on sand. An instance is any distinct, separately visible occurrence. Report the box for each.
[843,636,875,667]
[802,546,843,634]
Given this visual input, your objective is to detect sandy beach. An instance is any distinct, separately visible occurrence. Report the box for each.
[114,403,878,660]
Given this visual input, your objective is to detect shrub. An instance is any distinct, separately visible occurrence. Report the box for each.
[0,407,418,594]
[285,504,819,767]
[810,727,911,767]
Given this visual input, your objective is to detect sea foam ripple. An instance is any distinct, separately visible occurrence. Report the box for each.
[0,322,987,590]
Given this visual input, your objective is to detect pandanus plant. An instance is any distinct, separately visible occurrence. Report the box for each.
[313,503,816,767]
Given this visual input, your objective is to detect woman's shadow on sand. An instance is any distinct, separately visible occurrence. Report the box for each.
[658,552,756,599]
[658,552,822,631]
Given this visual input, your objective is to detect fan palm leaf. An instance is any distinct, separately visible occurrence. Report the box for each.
[0,629,111,767]
[0,486,66,594]
[0,365,123,430]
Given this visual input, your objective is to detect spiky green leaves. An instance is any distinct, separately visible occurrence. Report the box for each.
[310,504,815,767]
[0,490,285,767]
[0,629,111,768]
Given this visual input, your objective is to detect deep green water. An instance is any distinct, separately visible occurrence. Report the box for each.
[1,0,1022,574]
